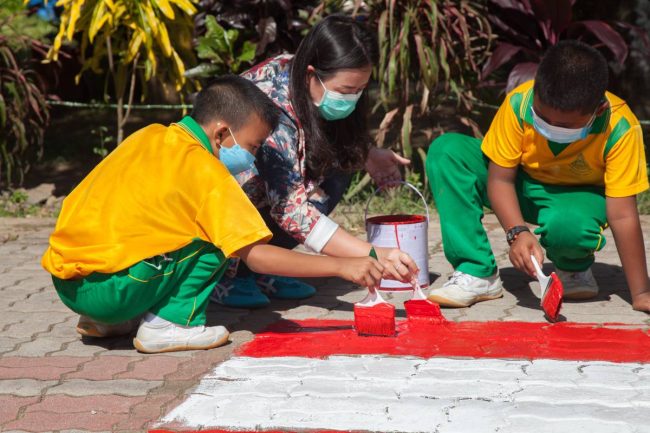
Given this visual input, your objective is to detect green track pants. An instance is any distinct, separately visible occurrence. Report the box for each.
[53,240,227,326]
[426,133,607,277]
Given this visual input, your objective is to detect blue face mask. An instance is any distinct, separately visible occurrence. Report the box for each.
[315,75,362,121]
[219,128,258,175]
[532,107,595,144]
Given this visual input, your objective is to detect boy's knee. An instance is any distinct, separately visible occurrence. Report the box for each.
[426,133,472,175]
[540,210,595,249]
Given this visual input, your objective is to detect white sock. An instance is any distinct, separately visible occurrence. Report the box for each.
[143,312,173,326]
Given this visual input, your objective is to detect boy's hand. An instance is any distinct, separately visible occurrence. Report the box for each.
[338,257,385,288]
[632,291,650,313]
[374,247,419,282]
[509,231,545,277]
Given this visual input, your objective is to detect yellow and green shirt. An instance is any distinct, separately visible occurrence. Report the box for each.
[482,80,648,197]
[42,116,272,280]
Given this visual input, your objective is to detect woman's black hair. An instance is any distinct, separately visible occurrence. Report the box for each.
[289,14,378,179]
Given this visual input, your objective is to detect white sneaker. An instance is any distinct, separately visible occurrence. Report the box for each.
[427,271,504,307]
[556,267,599,300]
[133,320,229,353]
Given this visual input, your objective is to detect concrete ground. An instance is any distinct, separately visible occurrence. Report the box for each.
[0,214,648,432]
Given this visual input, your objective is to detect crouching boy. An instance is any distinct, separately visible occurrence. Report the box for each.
[426,41,650,313]
[43,76,417,353]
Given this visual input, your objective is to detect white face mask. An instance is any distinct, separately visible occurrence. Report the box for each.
[531,107,596,144]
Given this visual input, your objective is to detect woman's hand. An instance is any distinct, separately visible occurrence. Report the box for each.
[337,256,385,288]
[509,231,544,277]
[374,247,419,282]
[365,147,410,186]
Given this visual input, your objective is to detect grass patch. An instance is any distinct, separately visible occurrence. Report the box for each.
[334,172,432,233]
[0,190,60,218]
[637,190,650,214]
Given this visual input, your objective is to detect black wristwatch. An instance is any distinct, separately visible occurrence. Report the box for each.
[506,225,530,245]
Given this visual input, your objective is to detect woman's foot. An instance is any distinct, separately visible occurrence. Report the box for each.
[256,275,316,300]
[210,275,270,308]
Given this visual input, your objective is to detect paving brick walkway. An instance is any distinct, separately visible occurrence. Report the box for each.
[0,215,648,432]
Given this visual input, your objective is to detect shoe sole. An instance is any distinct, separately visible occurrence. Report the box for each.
[428,292,504,308]
[563,290,599,300]
[132,332,230,354]
[76,325,106,338]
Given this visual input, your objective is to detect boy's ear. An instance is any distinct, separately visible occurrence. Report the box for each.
[595,98,609,116]
[213,122,229,147]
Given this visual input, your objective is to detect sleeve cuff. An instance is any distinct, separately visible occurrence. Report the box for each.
[605,181,650,198]
[304,215,339,253]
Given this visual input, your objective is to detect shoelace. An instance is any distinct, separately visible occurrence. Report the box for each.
[444,271,476,287]
[213,281,233,299]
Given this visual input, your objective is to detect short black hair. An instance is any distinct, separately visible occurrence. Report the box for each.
[191,75,281,131]
[534,40,608,114]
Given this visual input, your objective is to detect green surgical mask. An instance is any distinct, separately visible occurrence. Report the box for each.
[315,75,362,121]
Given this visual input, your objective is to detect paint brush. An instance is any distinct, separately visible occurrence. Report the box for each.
[354,288,396,337]
[404,279,445,322]
[530,255,563,322]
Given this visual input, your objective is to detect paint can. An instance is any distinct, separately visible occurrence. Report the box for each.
[365,181,430,291]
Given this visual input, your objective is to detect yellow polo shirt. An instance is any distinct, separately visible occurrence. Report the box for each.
[42,116,272,280]
[482,80,648,197]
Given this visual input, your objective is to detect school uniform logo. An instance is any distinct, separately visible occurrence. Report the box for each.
[569,152,593,176]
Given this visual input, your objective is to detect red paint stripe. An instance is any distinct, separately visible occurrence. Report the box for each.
[237,319,650,363]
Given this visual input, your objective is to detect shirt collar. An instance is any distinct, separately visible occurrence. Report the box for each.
[176,116,213,154]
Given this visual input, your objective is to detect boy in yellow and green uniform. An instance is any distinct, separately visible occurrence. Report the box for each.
[42,76,399,353]
[426,41,650,313]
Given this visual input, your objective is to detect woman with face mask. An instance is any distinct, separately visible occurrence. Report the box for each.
[210,14,417,308]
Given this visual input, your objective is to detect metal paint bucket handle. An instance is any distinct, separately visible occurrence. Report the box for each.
[364,181,430,224]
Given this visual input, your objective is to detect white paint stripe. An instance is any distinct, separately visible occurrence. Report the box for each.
[160,356,650,433]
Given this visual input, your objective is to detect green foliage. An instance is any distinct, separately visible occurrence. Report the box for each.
[0,0,54,46]
[91,125,112,159]
[339,171,431,232]
[0,7,50,187]
[9,189,27,204]
[186,15,257,77]
[637,190,650,214]
[47,0,199,144]
[0,189,39,217]
[341,1,493,202]
[192,0,324,68]
[369,0,493,114]
[481,0,641,92]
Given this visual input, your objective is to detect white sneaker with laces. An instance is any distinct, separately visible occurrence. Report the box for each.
[427,271,504,307]
[556,267,599,300]
[133,317,229,353]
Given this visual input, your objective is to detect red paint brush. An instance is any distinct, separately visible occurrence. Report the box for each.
[354,289,396,337]
[404,279,445,323]
[531,255,563,322]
